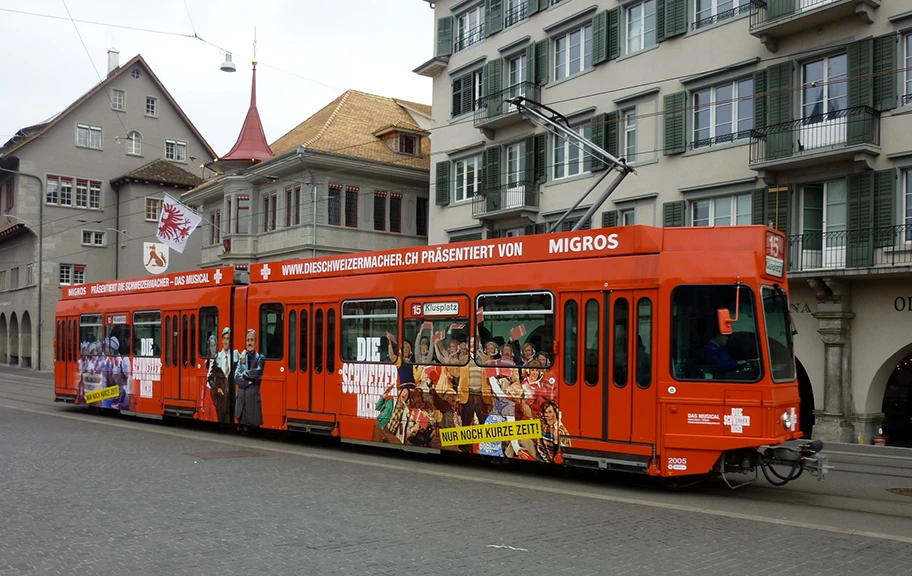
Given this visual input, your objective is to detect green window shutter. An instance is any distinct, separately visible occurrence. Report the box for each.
[602,210,618,228]
[656,0,666,42]
[751,188,767,225]
[753,69,768,131]
[607,7,620,60]
[847,39,874,109]
[451,232,483,243]
[435,161,450,206]
[605,110,620,159]
[873,169,896,247]
[461,73,475,117]
[767,187,789,234]
[592,11,608,65]
[873,34,897,112]
[483,59,503,118]
[452,77,463,117]
[488,229,502,239]
[524,136,536,184]
[525,42,537,84]
[663,92,686,155]
[589,113,607,171]
[663,200,685,227]
[766,62,793,160]
[535,39,549,86]
[847,173,874,267]
[486,0,503,36]
[524,222,548,235]
[483,147,501,192]
[768,0,792,20]
[664,0,686,39]
[436,17,454,58]
[534,133,547,182]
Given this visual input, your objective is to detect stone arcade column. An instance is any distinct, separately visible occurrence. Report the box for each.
[810,278,856,443]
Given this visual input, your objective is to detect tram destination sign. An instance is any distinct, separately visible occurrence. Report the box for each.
[61,267,235,300]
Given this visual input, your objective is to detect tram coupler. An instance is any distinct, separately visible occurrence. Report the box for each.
[761,439,831,482]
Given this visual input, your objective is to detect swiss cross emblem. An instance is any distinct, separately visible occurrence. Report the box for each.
[261,264,272,280]
[213,269,223,285]
[724,408,750,433]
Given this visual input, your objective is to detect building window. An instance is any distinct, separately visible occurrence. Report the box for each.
[235,195,250,234]
[374,191,387,231]
[390,193,402,233]
[111,89,125,111]
[89,181,101,209]
[345,186,359,228]
[691,194,752,226]
[26,263,33,286]
[75,180,88,208]
[623,109,637,162]
[693,78,754,148]
[146,96,158,116]
[60,264,85,285]
[454,155,482,203]
[507,53,529,102]
[626,0,657,55]
[694,0,750,29]
[904,171,912,242]
[399,134,418,156]
[210,210,221,244]
[9,267,18,290]
[82,230,105,246]
[127,131,142,155]
[620,208,635,226]
[165,139,187,162]
[905,34,912,104]
[505,0,528,28]
[263,192,277,232]
[76,124,102,149]
[285,186,300,228]
[452,69,484,117]
[59,178,72,206]
[145,198,161,221]
[553,125,593,179]
[554,25,593,82]
[455,4,485,52]
[0,270,6,291]
[505,141,526,194]
[3,180,13,211]
[328,184,342,226]
[801,181,847,250]
[417,197,428,237]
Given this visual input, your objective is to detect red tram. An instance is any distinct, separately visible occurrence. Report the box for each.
[54,225,827,485]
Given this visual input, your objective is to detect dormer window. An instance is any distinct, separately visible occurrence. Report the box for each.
[399,134,418,156]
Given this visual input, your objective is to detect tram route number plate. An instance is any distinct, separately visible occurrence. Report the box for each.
[765,231,784,277]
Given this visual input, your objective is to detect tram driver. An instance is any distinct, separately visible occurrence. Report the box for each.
[700,331,754,375]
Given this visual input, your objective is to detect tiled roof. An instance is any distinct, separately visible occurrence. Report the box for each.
[392,98,433,118]
[269,90,431,171]
[0,55,216,161]
[114,159,205,188]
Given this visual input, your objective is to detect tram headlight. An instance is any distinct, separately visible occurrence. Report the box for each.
[781,411,793,430]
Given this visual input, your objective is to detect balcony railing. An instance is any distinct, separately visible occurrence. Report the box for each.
[472,181,540,218]
[504,1,529,27]
[750,0,840,29]
[454,23,486,53]
[693,2,751,30]
[903,94,912,106]
[749,106,879,165]
[787,226,912,272]
[691,129,752,150]
[474,81,540,127]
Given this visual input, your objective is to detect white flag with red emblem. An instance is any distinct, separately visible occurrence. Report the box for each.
[156,194,201,254]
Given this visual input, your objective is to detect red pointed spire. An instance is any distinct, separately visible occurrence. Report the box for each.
[220,62,272,163]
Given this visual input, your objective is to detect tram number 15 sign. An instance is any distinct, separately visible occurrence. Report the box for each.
[765,231,784,278]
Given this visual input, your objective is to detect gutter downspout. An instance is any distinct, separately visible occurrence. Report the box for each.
[15,170,43,370]
[114,188,120,279]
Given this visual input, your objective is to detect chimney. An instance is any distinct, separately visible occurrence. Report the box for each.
[107,48,120,76]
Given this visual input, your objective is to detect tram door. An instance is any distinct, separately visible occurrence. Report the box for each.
[288,302,337,414]
[56,316,79,396]
[607,290,657,445]
[558,292,607,439]
[162,310,199,406]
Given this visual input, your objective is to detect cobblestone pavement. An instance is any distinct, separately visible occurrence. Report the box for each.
[1,405,911,576]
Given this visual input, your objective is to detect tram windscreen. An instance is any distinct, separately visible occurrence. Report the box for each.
[671,285,760,382]
[762,286,796,382]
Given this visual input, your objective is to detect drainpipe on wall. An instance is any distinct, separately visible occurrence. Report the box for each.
[14,170,43,370]
[114,189,120,279]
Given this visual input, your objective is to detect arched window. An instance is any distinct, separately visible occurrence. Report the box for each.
[127,131,142,155]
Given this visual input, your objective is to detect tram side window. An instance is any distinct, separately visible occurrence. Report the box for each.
[636,298,652,388]
[106,317,131,358]
[199,307,218,358]
[475,292,555,367]
[761,286,796,382]
[79,314,103,356]
[404,315,470,367]
[341,299,398,363]
[133,311,162,357]
[259,303,284,359]
[671,285,760,382]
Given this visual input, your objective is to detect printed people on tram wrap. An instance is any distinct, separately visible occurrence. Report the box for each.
[105,337,132,410]
[202,328,235,424]
[533,400,572,464]
[234,329,266,429]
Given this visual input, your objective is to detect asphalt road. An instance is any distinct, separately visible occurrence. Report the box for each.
[1,366,911,575]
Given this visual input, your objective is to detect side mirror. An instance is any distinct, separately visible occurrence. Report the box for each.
[717,309,733,335]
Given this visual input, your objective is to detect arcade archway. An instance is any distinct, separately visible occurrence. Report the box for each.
[796,358,815,438]
[882,351,912,447]
[9,312,18,366]
[20,311,32,368]
[0,313,7,364]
